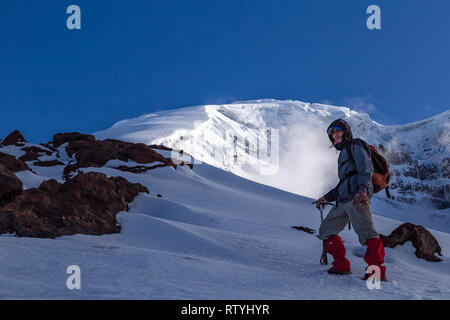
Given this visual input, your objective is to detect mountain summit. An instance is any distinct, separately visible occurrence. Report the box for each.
[96,99,449,210]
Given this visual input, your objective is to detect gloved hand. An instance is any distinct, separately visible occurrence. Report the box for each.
[315,196,328,209]
[354,189,369,210]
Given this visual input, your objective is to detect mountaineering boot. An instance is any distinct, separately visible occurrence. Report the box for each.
[325,235,351,275]
[362,237,387,281]
[328,267,352,275]
[361,272,387,282]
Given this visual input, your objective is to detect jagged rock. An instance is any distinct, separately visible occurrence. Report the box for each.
[380,222,443,262]
[19,146,53,162]
[33,160,64,167]
[0,152,29,172]
[1,130,27,146]
[0,172,148,238]
[53,132,95,148]
[114,163,173,173]
[19,151,39,162]
[149,144,173,151]
[23,146,52,155]
[63,138,176,177]
[40,142,58,153]
[0,164,23,207]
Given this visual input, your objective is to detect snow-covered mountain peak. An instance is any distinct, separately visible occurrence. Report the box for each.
[96,99,449,210]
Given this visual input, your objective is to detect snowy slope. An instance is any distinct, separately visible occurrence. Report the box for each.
[95,99,450,210]
[0,146,449,299]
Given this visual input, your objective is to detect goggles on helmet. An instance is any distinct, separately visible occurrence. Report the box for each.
[327,126,343,136]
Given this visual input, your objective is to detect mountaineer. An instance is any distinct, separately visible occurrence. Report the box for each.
[316,119,387,281]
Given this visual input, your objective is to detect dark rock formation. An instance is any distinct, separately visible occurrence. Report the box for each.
[63,138,176,177]
[114,164,166,173]
[18,146,53,162]
[53,132,96,148]
[0,172,148,238]
[149,144,173,151]
[40,142,59,154]
[0,164,23,207]
[0,130,191,239]
[22,146,52,156]
[1,130,27,146]
[33,160,64,167]
[19,151,39,162]
[0,152,29,172]
[380,222,443,262]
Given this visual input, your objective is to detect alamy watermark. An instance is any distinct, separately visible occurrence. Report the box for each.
[66,5,81,30]
[366,265,382,289]
[366,5,381,30]
[66,265,81,290]
[65,5,380,31]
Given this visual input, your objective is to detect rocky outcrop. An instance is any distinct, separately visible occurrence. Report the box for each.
[114,164,169,173]
[0,152,29,172]
[0,130,191,239]
[63,137,176,177]
[0,164,23,207]
[33,159,64,167]
[19,146,53,162]
[380,222,443,262]
[1,130,27,146]
[53,132,95,148]
[149,144,173,151]
[0,172,148,238]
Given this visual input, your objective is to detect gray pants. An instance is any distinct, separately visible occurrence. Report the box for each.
[318,200,379,245]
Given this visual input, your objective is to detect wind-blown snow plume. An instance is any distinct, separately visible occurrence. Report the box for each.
[253,112,339,199]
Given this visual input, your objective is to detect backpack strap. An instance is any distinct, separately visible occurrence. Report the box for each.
[385,186,391,198]
[345,138,371,163]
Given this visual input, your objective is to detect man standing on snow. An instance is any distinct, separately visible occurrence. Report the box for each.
[316,119,387,281]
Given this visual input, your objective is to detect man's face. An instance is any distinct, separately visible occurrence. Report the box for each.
[331,129,344,145]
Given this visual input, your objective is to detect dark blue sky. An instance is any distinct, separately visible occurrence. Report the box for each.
[1,0,449,142]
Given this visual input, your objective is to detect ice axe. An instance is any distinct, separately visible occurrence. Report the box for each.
[318,205,328,265]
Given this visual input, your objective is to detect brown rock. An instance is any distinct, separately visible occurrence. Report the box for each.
[33,160,64,167]
[53,132,95,148]
[0,152,29,172]
[22,146,53,156]
[63,138,176,177]
[149,144,173,151]
[380,222,443,262]
[114,162,177,174]
[0,164,23,207]
[1,130,27,146]
[40,142,58,153]
[19,151,40,162]
[0,172,148,238]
